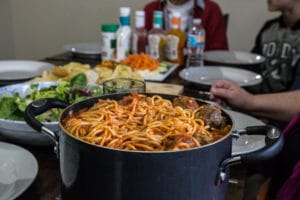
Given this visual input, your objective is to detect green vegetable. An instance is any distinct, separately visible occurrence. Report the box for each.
[0,73,103,122]
[158,61,173,74]
[70,73,87,87]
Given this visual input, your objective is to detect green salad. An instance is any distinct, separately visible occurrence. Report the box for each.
[0,73,102,122]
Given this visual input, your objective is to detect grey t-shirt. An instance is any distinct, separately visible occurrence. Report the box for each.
[252,15,300,93]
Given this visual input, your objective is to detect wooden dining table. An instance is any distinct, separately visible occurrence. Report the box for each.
[1,52,247,200]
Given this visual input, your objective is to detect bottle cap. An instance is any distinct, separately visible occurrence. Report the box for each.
[153,11,163,19]
[119,7,131,26]
[136,10,145,17]
[120,7,131,17]
[135,11,145,28]
[171,12,181,28]
[172,12,181,18]
[153,11,163,28]
[101,24,119,32]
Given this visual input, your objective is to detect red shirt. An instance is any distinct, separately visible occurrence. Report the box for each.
[144,0,229,51]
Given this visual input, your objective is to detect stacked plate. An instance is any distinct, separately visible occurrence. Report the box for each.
[64,42,102,59]
[0,141,38,200]
[0,60,53,86]
[204,50,265,66]
[179,66,263,90]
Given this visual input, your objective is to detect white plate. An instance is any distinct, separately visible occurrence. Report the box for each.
[0,60,53,82]
[64,42,102,56]
[204,50,265,65]
[0,141,38,200]
[179,66,262,87]
[225,109,266,155]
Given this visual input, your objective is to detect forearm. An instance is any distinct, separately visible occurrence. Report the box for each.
[246,91,300,122]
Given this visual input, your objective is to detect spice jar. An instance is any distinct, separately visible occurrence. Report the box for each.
[101,24,119,61]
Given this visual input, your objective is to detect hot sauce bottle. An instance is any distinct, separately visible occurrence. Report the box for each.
[165,12,186,65]
[131,10,147,54]
[148,11,166,61]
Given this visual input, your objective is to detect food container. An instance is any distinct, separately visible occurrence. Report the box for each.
[24,93,283,200]
[103,78,146,94]
[101,24,119,61]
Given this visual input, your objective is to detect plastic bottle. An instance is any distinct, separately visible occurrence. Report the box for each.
[116,7,132,61]
[165,12,186,65]
[148,11,166,61]
[186,18,205,67]
[101,24,119,61]
[131,10,147,54]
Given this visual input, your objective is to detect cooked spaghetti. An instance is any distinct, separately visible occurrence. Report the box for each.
[63,93,231,151]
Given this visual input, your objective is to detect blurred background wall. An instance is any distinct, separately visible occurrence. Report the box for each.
[0,0,278,60]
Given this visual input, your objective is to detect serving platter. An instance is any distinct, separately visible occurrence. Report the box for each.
[137,63,178,82]
[0,141,38,200]
[204,50,265,65]
[0,60,53,86]
[179,66,262,87]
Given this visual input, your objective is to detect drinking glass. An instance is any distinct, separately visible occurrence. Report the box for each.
[103,78,146,94]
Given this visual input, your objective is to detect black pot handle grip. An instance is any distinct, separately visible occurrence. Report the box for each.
[24,98,69,133]
[240,125,283,163]
[216,125,283,185]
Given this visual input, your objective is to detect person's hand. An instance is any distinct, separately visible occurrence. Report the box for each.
[209,80,254,111]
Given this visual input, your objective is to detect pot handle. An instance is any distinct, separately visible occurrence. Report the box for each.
[215,125,283,185]
[24,98,70,144]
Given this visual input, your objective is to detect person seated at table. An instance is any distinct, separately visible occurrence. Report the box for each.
[251,0,300,93]
[143,0,229,51]
[210,79,300,200]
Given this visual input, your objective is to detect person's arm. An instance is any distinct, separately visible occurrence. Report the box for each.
[248,91,300,122]
[210,80,300,122]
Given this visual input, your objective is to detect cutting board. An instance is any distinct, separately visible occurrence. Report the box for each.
[146,82,183,95]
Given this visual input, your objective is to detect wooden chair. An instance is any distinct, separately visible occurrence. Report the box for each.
[223,13,229,30]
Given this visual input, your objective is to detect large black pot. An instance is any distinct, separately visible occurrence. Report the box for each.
[24,93,283,200]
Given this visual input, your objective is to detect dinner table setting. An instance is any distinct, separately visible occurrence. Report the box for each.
[0,47,283,200]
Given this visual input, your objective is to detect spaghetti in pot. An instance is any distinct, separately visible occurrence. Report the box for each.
[63,93,231,151]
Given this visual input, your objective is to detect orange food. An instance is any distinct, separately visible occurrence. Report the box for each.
[63,94,231,152]
[120,53,160,71]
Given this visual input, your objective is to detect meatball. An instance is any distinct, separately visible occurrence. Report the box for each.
[196,104,225,128]
[173,96,199,110]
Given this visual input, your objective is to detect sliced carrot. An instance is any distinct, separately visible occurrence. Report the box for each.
[120,53,160,71]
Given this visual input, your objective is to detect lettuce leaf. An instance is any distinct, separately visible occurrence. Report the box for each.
[0,73,102,121]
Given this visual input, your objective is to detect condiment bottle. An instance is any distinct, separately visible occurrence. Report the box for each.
[186,18,205,67]
[165,12,186,65]
[101,24,119,61]
[116,7,132,61]
[148,11,166,61]
[131,10,147,54]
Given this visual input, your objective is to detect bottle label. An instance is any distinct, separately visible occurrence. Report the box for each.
[165,35,179,60]
[132,34,138,54]
[120,16,130,26]
[102,32,117,60]
[188,34,205,47]
[116,28,131,61]
[148,34,161,60]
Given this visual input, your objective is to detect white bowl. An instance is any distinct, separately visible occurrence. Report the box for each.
[0,82,59,146]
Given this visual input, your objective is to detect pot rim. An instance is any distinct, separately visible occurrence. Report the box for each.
[57,92,234,154]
